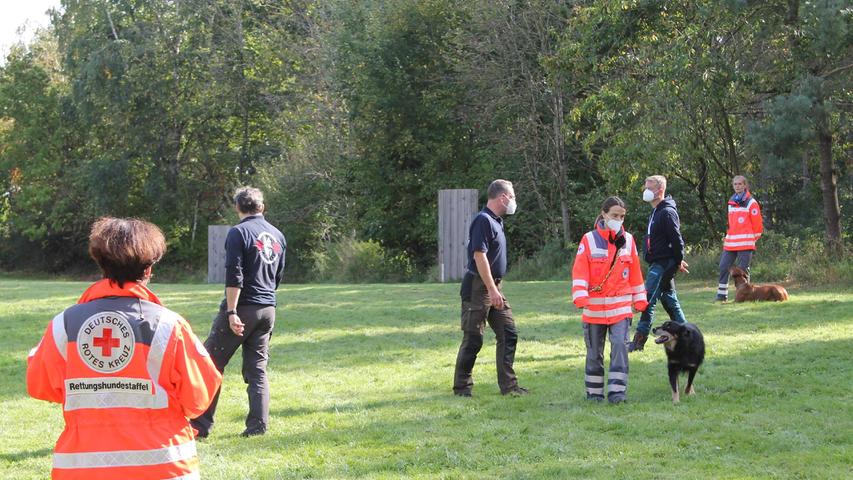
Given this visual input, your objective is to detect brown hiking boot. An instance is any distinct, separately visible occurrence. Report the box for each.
[628,332,648,352]
[502,386,530,397]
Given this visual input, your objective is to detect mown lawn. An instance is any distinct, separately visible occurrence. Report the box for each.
[1,278,851,479]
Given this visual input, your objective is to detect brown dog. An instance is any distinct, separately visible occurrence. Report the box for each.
[730,266,789,302]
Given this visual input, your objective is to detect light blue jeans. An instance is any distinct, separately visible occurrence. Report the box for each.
[636,258,687,335]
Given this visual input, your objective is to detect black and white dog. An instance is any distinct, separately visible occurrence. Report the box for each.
[652,321,705,403]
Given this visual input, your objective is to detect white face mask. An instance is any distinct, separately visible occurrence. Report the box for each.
[605,218,623,232]
[642,189,655,202]
[505,198,518,215]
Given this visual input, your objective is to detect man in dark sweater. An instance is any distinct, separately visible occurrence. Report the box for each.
[192,187,286,437]
[629,175,689,352]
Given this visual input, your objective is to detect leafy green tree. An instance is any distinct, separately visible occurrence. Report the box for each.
[746,0,850,254]
[0,33,89,269]
[328,0,475,267]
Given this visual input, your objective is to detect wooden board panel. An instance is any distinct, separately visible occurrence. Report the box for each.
[207,225,231,284]
[438,189,479,282]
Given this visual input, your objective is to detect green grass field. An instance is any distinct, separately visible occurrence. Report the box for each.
[1,278,851,479]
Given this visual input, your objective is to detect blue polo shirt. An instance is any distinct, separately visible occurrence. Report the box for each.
[466,207,507,279]
[223,215,287,307]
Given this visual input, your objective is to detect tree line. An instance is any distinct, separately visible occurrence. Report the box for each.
[0,0,849,281]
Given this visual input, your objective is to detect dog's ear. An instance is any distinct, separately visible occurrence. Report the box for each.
[674,323,688,335]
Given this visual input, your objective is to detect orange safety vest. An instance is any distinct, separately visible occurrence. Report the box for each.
[26,280,222,480]
[724,192,763,251]
[571,224,648,324]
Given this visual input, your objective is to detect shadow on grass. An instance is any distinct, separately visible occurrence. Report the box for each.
[0,447,53,463]
[268,391,452,419]
[198,337,853,479]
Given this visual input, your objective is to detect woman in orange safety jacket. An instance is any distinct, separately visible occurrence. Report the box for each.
[27,217,222,480]
[715,175,763,301]
[571,196,648,404]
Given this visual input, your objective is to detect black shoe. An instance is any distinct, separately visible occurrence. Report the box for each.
[190,420,209,439]
[240,427,266,438]
[454,390,472,397]
[608,396,626,405]
[586,394,604,403]
[502,386,530,397]
[628,332,648,352]
[714,295,728,303]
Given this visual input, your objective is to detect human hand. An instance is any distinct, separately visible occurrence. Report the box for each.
[488,287,506,310]
[229,314,245,336]
[679,260,690,274]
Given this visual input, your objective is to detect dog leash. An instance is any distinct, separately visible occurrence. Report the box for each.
[590,249,620,293]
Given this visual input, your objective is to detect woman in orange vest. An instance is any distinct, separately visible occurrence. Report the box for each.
[571,197,648,404]
[27,217,222,480]
[715,175,763,301]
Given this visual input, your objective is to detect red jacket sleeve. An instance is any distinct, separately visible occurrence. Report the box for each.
[628,238,648,312]
[750,200,763,240]
[26,314,67,404]
[571,237,591,308]
[165,317,222,419]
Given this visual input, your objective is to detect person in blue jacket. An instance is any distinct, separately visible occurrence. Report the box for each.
[629,175,689,352]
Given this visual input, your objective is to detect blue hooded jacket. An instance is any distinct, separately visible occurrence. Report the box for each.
[643,195,684,265]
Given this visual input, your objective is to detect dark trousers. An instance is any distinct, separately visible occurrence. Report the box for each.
[191,304,276,434]
[453,276,519,394]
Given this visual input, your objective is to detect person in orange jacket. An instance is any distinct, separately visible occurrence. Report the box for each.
[571,197,648,404]
[715,175,764,301]
[27,217,222,480]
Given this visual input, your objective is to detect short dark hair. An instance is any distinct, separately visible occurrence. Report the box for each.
[601,196,626,214]
[89,217,166,287]
[234,187,264,214]
[487,179,513,199]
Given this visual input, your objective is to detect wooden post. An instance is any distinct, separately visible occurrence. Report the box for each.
[438,189,479,282]
[207,225,231,284]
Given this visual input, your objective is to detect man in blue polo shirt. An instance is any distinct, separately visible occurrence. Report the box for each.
[192,187,286,438]
[453,179,528,397]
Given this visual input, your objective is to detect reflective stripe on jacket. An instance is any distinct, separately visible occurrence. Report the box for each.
[724,195,763,251]
[27,280,222,480]
[571,224,648,325]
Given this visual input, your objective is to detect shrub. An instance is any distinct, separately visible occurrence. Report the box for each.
[684,231,852,286]
[504,232,852,287]
[506,239,572,281]
[311,236,416,283]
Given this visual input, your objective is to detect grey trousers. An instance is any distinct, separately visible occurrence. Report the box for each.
[583,319,630,400]
[192,304,276,434]
[717,250,754,298]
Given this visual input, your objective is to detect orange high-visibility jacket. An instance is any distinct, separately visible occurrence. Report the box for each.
[571,224,648,324]
[26,280,222,480]
[724,191,763,251]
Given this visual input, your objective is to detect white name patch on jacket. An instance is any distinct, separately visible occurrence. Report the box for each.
[66,378,153,394]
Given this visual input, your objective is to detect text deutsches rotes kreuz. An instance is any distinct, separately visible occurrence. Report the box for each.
[77,312,136,373]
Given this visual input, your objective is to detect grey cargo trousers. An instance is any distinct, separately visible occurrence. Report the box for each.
[192,304,276,435]
[583,318,630,402]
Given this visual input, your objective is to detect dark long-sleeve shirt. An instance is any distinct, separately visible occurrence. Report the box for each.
[223,215,286,307]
